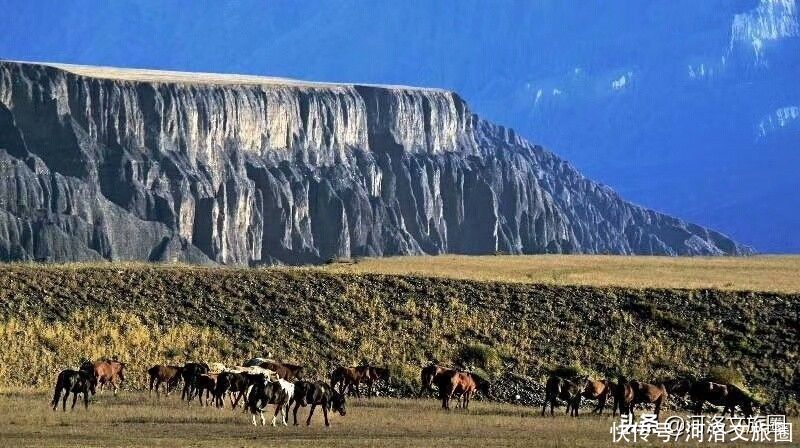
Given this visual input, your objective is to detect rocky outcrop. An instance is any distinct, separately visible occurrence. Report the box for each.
[0,61,750,264]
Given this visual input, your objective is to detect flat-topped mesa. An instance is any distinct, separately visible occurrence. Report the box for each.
[0,61,751,264]
[0,62,478,174]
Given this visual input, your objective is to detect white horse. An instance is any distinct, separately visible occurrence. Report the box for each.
[248,378,295,426]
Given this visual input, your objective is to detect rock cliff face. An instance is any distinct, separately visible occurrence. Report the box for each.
[0,61,750,264]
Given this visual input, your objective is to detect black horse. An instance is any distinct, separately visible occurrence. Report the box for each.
[290,381,346,426]
[213,371,251,409]
[180,362,209,401]
[51,369,96,411]
[542,376,582,417]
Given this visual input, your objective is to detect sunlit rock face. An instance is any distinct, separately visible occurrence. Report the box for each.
[0,61,750,264]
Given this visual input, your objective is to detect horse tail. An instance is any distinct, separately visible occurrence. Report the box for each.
[51,373,63,408]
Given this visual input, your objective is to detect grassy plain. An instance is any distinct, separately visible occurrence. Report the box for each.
[1,391,796,447]
[319,254,800,293]
[0,262,797,403]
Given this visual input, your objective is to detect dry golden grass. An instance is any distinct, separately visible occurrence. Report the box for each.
[1,391,795,447]
[319,255,800,293]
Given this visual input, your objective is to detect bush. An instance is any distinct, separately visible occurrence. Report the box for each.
[457,343,501,373]
[549,364,585,379]
[707,366,746,388]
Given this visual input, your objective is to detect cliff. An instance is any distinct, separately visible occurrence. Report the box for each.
[0,61,750,264]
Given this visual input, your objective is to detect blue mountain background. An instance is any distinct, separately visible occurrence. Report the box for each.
[2,0,798,252]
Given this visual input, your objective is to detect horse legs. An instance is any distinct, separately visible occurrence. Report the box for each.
[71,391,79,410]
[654,398,662,420]
[149,376,155,396]
[323,403,330,427]
[61,390,69,412]
[292,401,301,426]
[231,391,243,410]
[111,380,118,396]
[366,380,373,398]
[272,403,282,426]
[306,404,316,426]
[463,391,471,410]
[591,396,604,414]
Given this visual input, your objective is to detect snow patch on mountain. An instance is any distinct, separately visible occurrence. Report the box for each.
[758,105,800,137]
[729,0,799,63]
[611,72,633,90]
[688,63,714,79]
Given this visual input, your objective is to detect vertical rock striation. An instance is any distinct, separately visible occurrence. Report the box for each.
[0,61,750,264]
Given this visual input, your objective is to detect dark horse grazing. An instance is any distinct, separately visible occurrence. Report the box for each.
[434,370,491,410]
[81,359,126,395]
[331,365,390,398]
[687,380,755,417]
[542,376,582,417]
[582,379,615,415]
[290,381,346,427]
[181,362,209,401]
[52,369,96,411]
[615,380,668,420]
[147,365,183,397]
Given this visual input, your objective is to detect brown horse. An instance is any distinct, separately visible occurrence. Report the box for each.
[366,366,390,394]
[687,380,755,417]
[330,366,366,397]
[81,359,126,395]
[334,365,389,398]
[147,365,183,397]
[434,370,490,410]
[257,360,304,381]
[629,380,668,420]
[542,376,582,417]
[582,379,615,415]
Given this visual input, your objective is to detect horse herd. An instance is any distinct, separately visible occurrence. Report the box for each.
[51,358,761,425]
[541,375,760,420]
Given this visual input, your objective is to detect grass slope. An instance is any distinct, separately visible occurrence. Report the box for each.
[0,263,797,409]
[320,255,800,293]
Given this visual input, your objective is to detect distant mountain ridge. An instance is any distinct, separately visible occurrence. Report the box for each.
[0,61,750,264]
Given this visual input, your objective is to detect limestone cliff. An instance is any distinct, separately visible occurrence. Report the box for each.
[0,61,750,264]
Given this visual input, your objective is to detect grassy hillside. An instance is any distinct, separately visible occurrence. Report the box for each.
[0,263,797,411]
[320,255,800,293]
